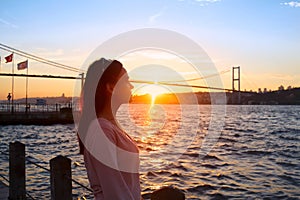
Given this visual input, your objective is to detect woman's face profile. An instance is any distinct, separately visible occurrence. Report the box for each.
[111,68,134,106]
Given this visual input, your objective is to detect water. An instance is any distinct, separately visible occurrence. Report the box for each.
[0,105,299,199]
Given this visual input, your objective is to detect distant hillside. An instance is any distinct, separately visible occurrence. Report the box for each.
[131,88,300,105]
[0,96,73,105]
[235,87,300,105]
[3,88,300,105]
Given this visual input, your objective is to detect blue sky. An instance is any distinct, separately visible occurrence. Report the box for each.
[0,0,299,98]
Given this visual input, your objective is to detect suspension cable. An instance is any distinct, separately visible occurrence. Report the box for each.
[0,43,84,73]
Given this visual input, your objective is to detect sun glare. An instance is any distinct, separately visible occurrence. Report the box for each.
[140,85,169,104]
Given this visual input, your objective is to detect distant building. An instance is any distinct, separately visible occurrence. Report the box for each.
[36,99,46,105]
[263,88,268,93]
[278,85,284,91]
[258,88,262,93]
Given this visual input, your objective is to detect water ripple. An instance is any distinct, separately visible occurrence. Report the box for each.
[0,105,299,199]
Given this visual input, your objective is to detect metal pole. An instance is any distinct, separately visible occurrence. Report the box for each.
[238,66,241,91]
[11,54,14,113]
[232,67,235,91]
[25,61,29,113]
[238,66,241,104]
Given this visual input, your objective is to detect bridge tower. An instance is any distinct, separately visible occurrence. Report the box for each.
[232,66,241,104]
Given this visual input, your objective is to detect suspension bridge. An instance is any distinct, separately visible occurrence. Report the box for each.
[0,43,243,199]
[0,43,242,124]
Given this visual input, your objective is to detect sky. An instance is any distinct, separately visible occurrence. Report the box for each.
[0,0,299,99]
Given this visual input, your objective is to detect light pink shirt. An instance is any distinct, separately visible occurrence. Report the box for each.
[83,118,141,200]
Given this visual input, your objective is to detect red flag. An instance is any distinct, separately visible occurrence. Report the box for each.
[5,53,13,63]
[17,60,28,70]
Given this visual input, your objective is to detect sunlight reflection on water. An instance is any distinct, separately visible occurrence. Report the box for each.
[0,105,299,199]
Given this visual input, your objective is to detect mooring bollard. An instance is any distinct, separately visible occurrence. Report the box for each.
[151,186,185,200]
[50,155,72,200]
[9,141,26,200]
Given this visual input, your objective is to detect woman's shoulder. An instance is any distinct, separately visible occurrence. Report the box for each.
[82,117,118,144]
[98,118,139,153]
[98,118,115,129]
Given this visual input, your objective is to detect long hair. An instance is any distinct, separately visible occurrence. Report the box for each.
[78,59,123,154]
[95,60,123,116]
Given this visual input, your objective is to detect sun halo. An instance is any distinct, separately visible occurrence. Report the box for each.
[138,84,169,104]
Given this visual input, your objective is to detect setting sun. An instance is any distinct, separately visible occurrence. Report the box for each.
[134,84,169,104]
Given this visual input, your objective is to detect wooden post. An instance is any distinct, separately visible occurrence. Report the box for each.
[50,155,72,200]
[9,141,26,200]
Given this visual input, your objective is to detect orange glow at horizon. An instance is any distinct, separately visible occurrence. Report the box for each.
[134,84,170,105]
[0,77,77,100]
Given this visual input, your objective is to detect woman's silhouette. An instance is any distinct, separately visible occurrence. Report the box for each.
[78,58,141,200]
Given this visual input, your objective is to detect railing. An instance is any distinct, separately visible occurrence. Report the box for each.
[0,103,75,113]
[0,141,92,200]
[1,141,186,200]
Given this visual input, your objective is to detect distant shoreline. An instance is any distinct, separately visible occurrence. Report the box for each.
[1,87,299,105]
[130,87,300,105]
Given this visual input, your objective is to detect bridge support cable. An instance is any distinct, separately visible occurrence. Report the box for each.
[0,43,84,73]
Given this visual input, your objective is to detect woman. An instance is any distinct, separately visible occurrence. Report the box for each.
[78,58,141,200]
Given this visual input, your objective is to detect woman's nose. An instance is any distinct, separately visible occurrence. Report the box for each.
[129,82,134,89]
